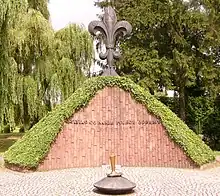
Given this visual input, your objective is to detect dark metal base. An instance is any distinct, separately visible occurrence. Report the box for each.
[94,176,136,195]
[93,187,135,195]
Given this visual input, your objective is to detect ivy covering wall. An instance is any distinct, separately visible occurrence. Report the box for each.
[4,76,215,170]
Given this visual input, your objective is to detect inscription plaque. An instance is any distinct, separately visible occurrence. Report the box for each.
[68,119,161,126]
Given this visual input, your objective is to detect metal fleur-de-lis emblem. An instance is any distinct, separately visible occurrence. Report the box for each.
[88,5,132,76]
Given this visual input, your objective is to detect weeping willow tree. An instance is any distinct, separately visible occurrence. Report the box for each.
[11,19,93,131]
[0,0,28,130]
[50,24,93,103]
[10,9,55,130]
[0,2,94,132]
[28,0,50,19]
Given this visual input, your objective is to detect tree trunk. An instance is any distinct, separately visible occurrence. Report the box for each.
[23,94,30,131]
[179,85,186,121]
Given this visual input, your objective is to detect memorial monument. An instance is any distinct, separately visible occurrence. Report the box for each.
[4,0,215,175]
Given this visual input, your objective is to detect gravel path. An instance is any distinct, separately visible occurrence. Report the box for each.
[0,167,220,196]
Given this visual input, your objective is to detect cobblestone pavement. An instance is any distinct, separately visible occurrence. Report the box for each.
[0,167,220,196]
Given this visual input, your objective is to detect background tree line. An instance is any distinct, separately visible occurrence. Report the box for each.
[96,0,220,150]
[1,0,220,151]
[0,0,93,132]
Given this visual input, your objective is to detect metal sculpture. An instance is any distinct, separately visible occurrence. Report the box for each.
[88,1,132,75]
[94,155,136,194]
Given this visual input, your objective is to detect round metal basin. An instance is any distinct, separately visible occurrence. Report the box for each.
[94,176,136,194]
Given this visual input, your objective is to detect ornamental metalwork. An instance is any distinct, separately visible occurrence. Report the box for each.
[88,2,132,76]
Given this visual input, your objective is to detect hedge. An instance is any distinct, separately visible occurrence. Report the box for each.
[4,76,215,169]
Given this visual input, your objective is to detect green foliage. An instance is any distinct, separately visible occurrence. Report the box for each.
[203,97,220,150]
[0,0,28,129]
[0,1,94,130]
[52,24,93,101]
[1,125,11,134]
[96,0,220,121]
[55,24,93,71]
[157,96,179,115]
[4,77,215,170]
[28,0,49,19]
[187,96,214,134]
[9,8,55,129]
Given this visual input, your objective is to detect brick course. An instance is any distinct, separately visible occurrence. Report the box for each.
[38,87,196,170]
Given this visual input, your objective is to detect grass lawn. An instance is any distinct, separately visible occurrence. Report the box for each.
[214,151,220,156]
[0,133,24,153]
[0,133,24,170]
[0,139,17,154]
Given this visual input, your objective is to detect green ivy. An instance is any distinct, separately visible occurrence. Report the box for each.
[4,76,215,170]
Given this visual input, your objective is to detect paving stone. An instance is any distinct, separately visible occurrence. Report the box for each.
[0,167,220,195]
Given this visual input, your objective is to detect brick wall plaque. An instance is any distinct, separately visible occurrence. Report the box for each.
[39,87,196,170]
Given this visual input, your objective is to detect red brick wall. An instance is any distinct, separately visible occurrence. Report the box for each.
[38,87,196,171]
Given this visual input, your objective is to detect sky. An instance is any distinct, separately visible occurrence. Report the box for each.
[48,0,100,31]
